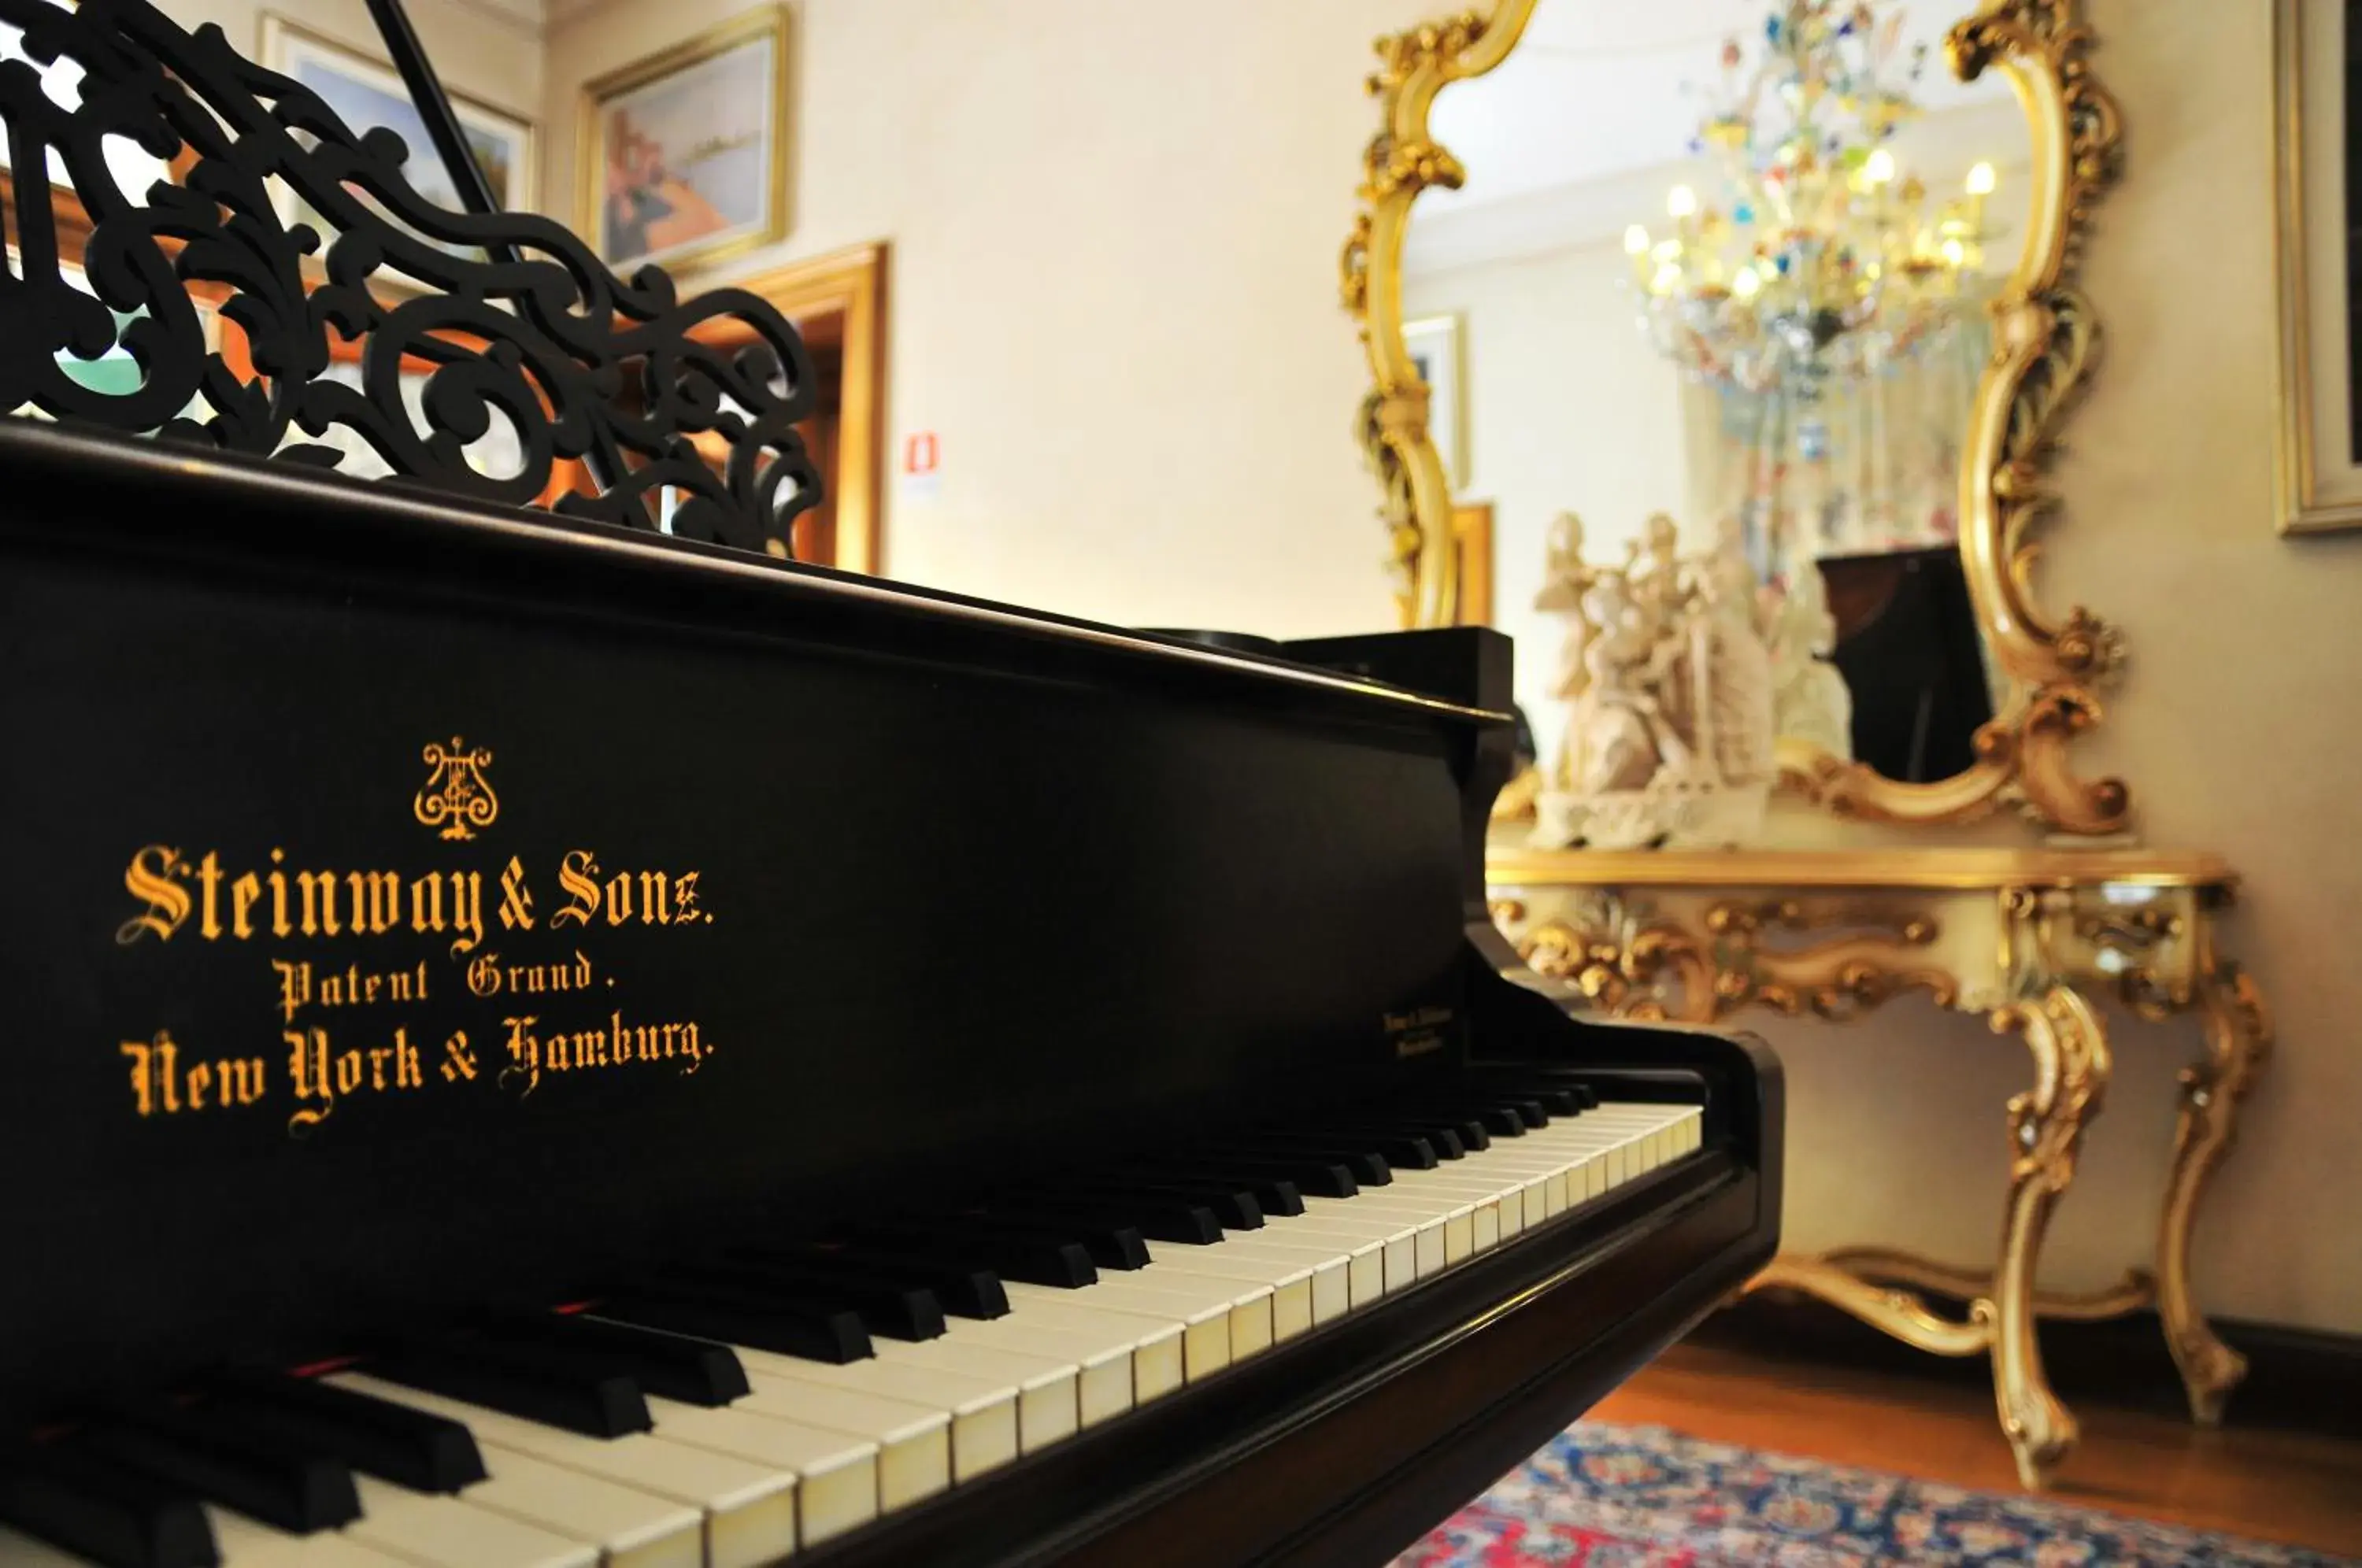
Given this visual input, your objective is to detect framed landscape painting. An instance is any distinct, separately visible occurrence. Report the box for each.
[579,8,791,276]
[259,14,535,242]
[2273,0,2362,534]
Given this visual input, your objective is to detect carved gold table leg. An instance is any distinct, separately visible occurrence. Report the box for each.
[2156,957,2273,1425]
[1983,986,2112,1490]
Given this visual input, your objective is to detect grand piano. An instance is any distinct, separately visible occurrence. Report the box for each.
[0,2,1783,1563]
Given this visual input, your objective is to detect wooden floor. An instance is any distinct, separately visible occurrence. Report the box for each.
[1589,1343,2362,1558]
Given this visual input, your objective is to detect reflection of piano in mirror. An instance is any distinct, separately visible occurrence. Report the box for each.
[1815,545,1997,784]
[0,3,1781,1563]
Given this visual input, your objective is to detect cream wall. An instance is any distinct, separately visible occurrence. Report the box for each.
[157,0,545,142]
[542,0,1423,633]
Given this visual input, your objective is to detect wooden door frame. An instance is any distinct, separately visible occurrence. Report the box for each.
[716,241,889,575]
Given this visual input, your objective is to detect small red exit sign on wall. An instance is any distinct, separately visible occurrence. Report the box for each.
[900,432,941,501]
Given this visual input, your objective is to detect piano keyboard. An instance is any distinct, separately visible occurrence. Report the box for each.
[1,1093,1701,1567]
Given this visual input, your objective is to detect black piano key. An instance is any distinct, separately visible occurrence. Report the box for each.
[1288,1126,1440,1170]
[1173,1153,1360,1200]
[1413,1115,1490,1152]
[1216,1138,1393,1186]
[842,1222,1099,1289]
[736,1242,1011,1320]
[1313,1129,1455,1162]
[596,1286,875,1363]
[1486,1075,1598,1111]
[666,1259,946,1342]
[480,1314,753,1405]
[1068,1181,1257,1228]
[1120,1157,1332,1204]
[986,1189,1223,1244]
[201,1370,485,1493]
[945,1211,1151,1272]
[1412,1103,1527,1137]
[1371,1122,1465,1159]
[78,1407,361,1534]
[372,1338,653,1437]
[1116,1161,1309,1213]
[0,1444,217,1568]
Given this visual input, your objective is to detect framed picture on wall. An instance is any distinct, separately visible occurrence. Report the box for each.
[1404,312,1469,494]
[578,8,791,276]
[259,14,536,246]
[2272,0,2362,534]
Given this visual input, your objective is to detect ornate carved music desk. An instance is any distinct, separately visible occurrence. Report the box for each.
[1486,845,2270,1490]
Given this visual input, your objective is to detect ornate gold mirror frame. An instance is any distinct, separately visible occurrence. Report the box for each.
[1340,0,2130,834]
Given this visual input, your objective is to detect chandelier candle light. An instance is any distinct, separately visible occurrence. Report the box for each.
[1623,0,1997,400]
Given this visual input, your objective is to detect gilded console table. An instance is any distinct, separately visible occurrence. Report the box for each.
[1486,845,2271,1490]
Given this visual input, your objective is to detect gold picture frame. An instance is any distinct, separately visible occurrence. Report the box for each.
[258,13,537,245]
[577,7,792,277]
[1404,312,1469,491]
[1452,500,1493,626]
[2271,0,2362,535]
[1340,0,2132,834]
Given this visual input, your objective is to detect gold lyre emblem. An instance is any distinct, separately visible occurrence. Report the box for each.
[413,738,498,841]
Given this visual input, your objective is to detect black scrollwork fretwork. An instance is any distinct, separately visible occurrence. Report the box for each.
[0,0,821,553]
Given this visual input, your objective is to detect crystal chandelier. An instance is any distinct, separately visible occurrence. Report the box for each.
[1623,0,1998,401]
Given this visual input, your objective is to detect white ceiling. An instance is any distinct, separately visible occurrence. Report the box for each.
[1421,0,2012,215]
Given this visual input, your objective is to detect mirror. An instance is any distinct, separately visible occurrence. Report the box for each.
[1345,0,2130,838]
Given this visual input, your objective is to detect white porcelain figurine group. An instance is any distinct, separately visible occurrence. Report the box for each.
[1530,511,1851,850]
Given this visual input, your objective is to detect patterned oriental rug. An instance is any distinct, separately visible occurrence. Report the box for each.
[1393,1424,2353,1566]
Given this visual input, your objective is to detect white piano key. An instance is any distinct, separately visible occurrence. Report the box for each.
[186,1507,424,1568]
[1135,1252,1317,1342]
[1005,1281,1233,1381]
[640,1398,879,1548]
[729,1345,1020,1484]
[0,1525,88,1566]
[1216,1237,1355,1323]
[1257,1211,1412,1298]
[1379,1174,1505,1252]
[345,1475,598,1568]
[866,1337,1081,1455]
[426,1445,704,1568]
[1083,1270,1275,1362]
[1301,1194,1455,1277]
[1067,1281,1243,1373]
[1342,1189,1483,1263]
[936,1318,1134,1427]
[331,1375,795,1568]
[977,1294,1187,1404]
[1286,1202,1429,1281]
[1531,1110,1688,1187]
[1395,1155,1563,1208]
[1408,1143,1556,1210]
[715,1370,946,1514]
[1166,1235,1351,1326]
[0,1514,424,1568]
